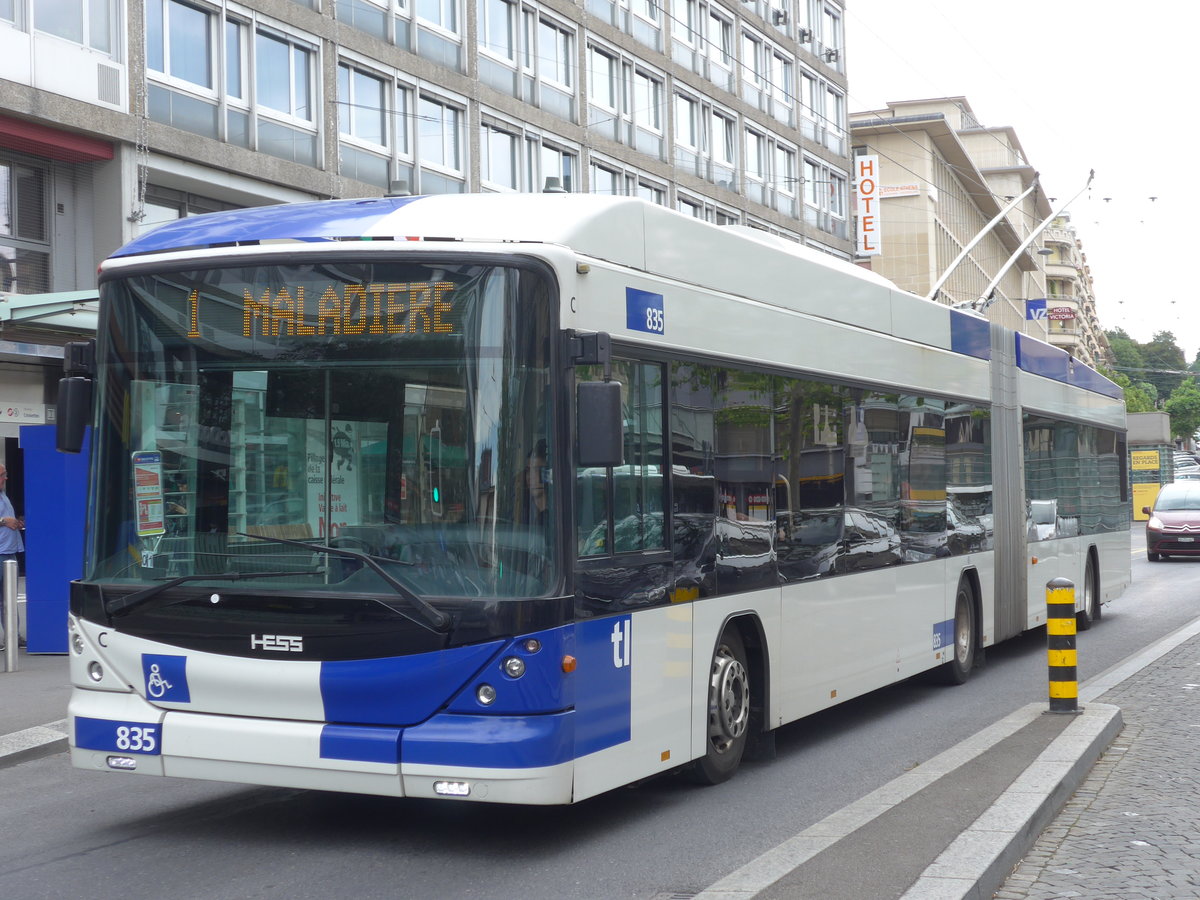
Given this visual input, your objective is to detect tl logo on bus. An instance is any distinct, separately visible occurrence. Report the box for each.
[610,619,631,668]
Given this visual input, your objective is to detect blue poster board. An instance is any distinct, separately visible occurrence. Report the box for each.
[19,424,89,653]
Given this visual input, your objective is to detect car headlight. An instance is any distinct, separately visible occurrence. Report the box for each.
[1148,515,1164,530]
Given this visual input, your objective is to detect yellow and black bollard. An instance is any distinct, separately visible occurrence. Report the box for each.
[1046,577,1080,714]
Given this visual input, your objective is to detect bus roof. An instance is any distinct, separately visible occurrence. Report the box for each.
[110,194,1121,402]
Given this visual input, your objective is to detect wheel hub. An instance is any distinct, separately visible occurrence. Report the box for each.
[708,647,749,753]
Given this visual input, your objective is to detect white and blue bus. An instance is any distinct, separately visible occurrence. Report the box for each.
[60,194,1130,804]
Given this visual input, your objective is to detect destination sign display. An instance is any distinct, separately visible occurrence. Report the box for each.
[184,281,459,339]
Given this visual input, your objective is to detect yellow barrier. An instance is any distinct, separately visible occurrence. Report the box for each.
[1046,578,1079,713]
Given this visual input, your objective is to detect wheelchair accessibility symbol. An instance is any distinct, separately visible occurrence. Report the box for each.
[146,664,173,699]
[141,654,190,703]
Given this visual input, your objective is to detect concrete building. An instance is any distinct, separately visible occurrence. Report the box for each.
[849,97,1056,341]
[1,0,856,289]
[1041,212,1111,368]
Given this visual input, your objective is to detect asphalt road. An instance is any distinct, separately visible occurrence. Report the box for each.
[2,526,1196,900]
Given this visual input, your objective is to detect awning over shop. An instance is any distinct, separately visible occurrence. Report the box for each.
[0,290,99,334]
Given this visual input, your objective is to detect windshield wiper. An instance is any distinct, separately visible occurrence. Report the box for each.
[107,569,324,616]
[235,533,451,634]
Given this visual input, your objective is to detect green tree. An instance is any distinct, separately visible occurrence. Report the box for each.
[1102,369,1155,413]
[1141,330,1187,401]
[1106,328,1146,382]
[1165,378,1200,441]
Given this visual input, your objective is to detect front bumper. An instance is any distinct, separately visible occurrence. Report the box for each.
[69,688,576,804]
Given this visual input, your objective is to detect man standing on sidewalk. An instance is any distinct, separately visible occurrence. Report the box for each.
[0,464,24,649]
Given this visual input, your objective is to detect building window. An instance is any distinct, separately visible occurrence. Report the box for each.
[803,157,849,238]
[145,6,321,166]
[710,110,736,189]
[256,30,314,121]
[337,63,390,187]
[137,185,240,236]
[590,162,622,197]
[32,0,114,52]
[744,128,800,217]
[479,0,515,60]
[769,49,793,124]
[0,158,50,294]
[587,44,664,158]
[538,141,576,192]
[417,94,465,192]
[588,45,619,112]
[477,5,574,118]
[705,10,734,91]
[147,0,214,90]
[481,123,518,190]
[338,64,387,147]
[538,18,573,88]
[254,29,318,165]
[417,0,457,32]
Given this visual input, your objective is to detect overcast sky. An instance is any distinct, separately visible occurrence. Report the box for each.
[844,0,1198,366]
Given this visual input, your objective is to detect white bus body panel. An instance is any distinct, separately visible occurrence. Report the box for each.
[571,603,696,802]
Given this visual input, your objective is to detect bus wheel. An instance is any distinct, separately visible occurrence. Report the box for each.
[1077,556,1100,631]
[689,628,750,785]
[939,581,976,685]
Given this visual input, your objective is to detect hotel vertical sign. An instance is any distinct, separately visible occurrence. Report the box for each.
[856,155,881,256]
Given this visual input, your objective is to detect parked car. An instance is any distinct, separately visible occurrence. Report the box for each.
[1144,483,1200,561]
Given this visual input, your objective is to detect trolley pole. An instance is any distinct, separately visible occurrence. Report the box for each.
[3,558,17,673]
[1046,577,1078,714]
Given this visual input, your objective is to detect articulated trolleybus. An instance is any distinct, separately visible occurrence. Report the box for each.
[60,195,1130,804]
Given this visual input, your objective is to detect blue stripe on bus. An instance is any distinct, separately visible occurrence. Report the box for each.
[573,616,632,757]
[1069,362,1123,399]
[1015,333,1069,381]
[320,640,504,727]
[112,196,425,257]
[320,724,403,764]
[1015,334,1121,398]
[949,310,991,360]
[402,711,574,768]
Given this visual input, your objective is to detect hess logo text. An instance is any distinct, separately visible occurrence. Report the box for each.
[251,634,304,652]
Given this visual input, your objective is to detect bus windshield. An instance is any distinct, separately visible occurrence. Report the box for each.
[87,257,558,603]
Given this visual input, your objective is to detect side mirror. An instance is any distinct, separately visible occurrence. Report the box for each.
[56,376,93,453]
[577,381,623,468]
[1141,506,1151,515]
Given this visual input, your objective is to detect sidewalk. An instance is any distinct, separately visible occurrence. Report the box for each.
[4,620,1200,899]
[996,620,1200,899]
[697,616,1200,900]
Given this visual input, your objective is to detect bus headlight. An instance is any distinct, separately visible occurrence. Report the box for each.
[88,662,104,682]
[72,634,85,655]
[503,657,526,678]
[477,684,497,705]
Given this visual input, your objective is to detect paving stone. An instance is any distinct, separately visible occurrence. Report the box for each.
[994,637,1200,898]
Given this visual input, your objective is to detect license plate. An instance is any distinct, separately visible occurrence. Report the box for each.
[1178,537,1195,543]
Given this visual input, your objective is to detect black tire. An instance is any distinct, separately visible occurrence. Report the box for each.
[688,627,751,785]
[1148,551,1161,562]
[938,580,976,685]
[1077,557,1100,631]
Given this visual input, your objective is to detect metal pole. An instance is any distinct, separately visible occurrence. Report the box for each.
[972,170,1095,314]
[926,176,1040,304]
[3,558,17,673]
[1046,577,1078,714]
